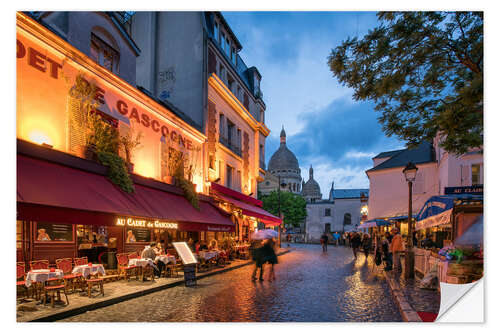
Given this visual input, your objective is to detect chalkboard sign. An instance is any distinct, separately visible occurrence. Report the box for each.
[183,264,197,287]
[127,228,151,243]
[36,222,73,242]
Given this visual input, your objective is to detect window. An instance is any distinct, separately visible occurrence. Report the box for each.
[237,86,242,100]
[214,21,219,43]
[237,170,242,191]
[343,213,351,225]
[227,120,235,145]
[325,223,331,233]
[471,164,481,185]
[237,128,241,149]
[208,48,216,74]
[260,109,265,123]
[90,33,119,73]
[325,208,331,216]
[231,47,237,65]
[226,164,233,188]
[35,222,73,242]
[244,93,249,110]
[219,114,225,138]
[227,74,234,92]
[126,228,151,243]
[225,37,231,57]
[218,64,225,81]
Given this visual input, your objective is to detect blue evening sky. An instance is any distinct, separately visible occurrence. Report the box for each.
[223,11,405,196]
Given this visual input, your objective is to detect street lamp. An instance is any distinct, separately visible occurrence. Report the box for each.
[277,175,287,248]
[403,161,418,279]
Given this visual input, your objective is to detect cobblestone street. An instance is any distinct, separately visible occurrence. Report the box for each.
[61,244,403,322]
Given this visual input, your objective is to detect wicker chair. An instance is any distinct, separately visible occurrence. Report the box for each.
[116,253,137,281]
[86,270,104,298]
[74,257,88,266]
[43,277,69,308]
[16,262,30,300]
[56,258,82,293]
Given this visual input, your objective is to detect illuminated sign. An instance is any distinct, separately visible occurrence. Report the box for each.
[116,217,178,229]
[16,37,196,151]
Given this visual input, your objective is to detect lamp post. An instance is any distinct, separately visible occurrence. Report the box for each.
[277,175,287,248]
[403,162,418,279]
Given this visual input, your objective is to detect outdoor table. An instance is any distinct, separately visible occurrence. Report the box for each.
[155,255,176,265]
[25,269,64,287]
[72,264,106,278]
[197,251,219,261]
[128,258,154,267]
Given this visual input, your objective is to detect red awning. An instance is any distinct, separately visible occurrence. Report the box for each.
[210,182,263,207]
[17,155,234,232]
[212,193,282,226]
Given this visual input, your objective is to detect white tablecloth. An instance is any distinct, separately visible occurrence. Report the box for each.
[155,255,176,265]
[25,269,63,287]
[72,264,106,278]
[197,251,219,261]
[129,258,154,267]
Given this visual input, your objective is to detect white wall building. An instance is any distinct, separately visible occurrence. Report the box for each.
[366,137,483,223]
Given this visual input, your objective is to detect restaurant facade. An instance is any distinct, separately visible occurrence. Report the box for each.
[16,12,280,266]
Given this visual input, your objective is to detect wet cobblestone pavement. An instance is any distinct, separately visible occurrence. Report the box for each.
[394,273,441,314]
[60,244,402,322]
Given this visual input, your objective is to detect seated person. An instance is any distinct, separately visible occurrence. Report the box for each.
[154,242,164,255]
[199,241,208,251]
[141,242,161,277]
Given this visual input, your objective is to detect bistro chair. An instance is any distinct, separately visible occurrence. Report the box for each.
[16,262,31,301]
[43,278,69,308]
[86,271,104,298]
[74,257,88,266]
[29,259,58,299]
[116,253,138,281]
[56,258,83,293]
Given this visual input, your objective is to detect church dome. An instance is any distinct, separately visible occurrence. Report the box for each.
[302,165,322,200]
[267,127,300,172]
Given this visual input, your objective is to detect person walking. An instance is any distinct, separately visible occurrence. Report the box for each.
[362,233,372,260]
[262,238,278,281]
[320,233,329,253]
[250,239,265,281]
[382,233,392,271]
[390,228,405,273]
[350,232,361,259]
[333,232,340,246]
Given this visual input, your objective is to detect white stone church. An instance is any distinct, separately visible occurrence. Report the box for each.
[258,127,369,243]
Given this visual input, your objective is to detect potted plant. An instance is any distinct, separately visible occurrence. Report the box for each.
[119,124,143,173]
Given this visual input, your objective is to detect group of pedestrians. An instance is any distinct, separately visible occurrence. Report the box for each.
[250,238,278,281]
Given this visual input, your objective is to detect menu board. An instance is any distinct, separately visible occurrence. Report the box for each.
[127,228,151,243]
[173,242,198,265]
[183,264,197,287]
[36,222,73,242]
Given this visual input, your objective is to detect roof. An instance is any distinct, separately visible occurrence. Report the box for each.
[373,149,405,159]
[367,142,435,172]
[332,189,369,199]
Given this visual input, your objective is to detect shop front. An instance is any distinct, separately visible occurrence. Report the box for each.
[17,140,235,266]
[414,194,483,283]
[209,182,281,242]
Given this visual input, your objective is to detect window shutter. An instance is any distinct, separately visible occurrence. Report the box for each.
[67,96,86,156]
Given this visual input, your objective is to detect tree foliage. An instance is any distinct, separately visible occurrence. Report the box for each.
[328,12,483,155]
[261,191,307,227]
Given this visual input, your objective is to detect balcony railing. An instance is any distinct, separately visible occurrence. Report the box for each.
[219,136,242,157]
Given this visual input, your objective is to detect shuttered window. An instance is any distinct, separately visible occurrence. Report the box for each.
[67,96,86,156]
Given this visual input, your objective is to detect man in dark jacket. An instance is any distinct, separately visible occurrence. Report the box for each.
[320,234,329,253]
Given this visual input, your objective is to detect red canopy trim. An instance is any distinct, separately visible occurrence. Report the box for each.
[210,182,263,207]
[212,192,282,226]
[17,155,235,232]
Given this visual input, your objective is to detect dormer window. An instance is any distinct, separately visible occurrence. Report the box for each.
[90,33,119,73]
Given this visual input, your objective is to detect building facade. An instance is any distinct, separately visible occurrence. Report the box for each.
[16,11,279,265]
[365,138,483,235]
[130,12,269,197]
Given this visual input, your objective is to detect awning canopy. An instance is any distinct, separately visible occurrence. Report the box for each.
[210,183,282,226]
[358,219,393,229]
[17,155,235,232]
[415,194,483,231]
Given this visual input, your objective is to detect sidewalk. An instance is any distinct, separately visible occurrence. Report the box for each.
[384,265,440,322]
[17,249,291,322]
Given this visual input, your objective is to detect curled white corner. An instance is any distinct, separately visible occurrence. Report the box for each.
[436,278,483,322]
